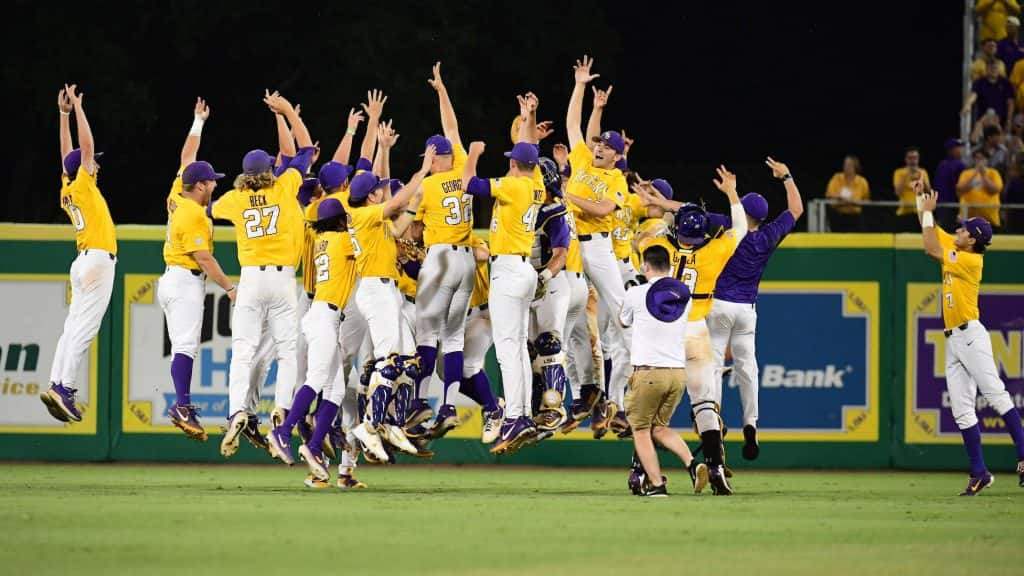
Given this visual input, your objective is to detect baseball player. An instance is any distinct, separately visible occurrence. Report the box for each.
[212,91,315,458]
[345,143,435,462]
[41,85,117,423]
[708,158,804,460]
[158,98,234,441]
[917,187,1024,494]
[461,115,544,454]
[460,236,505,443]
[408,62,478,439]
[562,56,632,439]
[633,167,748,494]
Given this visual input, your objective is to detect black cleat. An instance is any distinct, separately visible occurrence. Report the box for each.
[742,424,760,460]
[709,464,733,495]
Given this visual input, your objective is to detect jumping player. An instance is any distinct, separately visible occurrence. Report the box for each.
[158,98,234,441]
[916,186,1024,494]
[42,85,118,423]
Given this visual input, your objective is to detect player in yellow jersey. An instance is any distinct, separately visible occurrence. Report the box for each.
[917,187,1024,494]
[211,91,316,458]
[41,85,118,424]
[157,98,234,442]
[344,143,435,461]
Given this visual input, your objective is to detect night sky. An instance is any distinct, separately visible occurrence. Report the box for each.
[4,1,964,229]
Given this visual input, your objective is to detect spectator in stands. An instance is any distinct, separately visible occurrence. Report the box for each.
[1005,114,1024,165]
[973,38,1008,80]
[966,61,1015,131]
[977,0,1021,42]
[893,147,930,232]
[957,148,1004,228]
[999,16,1024,71]
[934,139,967,227]
[975,124,1010,175]
[825,155,870,232]
[1004,158,1024,232]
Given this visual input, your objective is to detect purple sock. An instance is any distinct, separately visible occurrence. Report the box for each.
[307,400,339,455]
[603,357,612,395]
[458,378,482,405]
[416,345,437,399]
[442,352,464,405]
[170,353,194,406]
[1001,408,1024,460]
[469,370,498,412]
[279,385,317,436]
[960,424,987,477]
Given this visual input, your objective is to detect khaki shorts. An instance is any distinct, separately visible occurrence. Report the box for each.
[624,368,686,431]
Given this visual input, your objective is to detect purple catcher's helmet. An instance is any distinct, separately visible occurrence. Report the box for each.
[675,208,709,246]
[538,157,562,197]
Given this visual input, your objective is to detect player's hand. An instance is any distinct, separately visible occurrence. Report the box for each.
[362,89,388,119]
[378,120,399,149]
[263,90,295,115]
[65,84,84,109]
[468,141,486,156]
[420,144,437,173]
[347,108,365,131]
[226,287,237,302]
[765,157,790,180]
[592,85,613,109]
[573,55,600,84]
[526,91,539,113]
[552,143,569,167]
[920,189,938,213]
[194,97,210,121]
[533,274,550,301]
[428,62,445,92]
[57,88,72,114]
[536,121,555,141]
[713,165,737,195]
[312,141,322,164]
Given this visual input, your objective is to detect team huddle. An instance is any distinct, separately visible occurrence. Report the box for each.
[42,56,1024,497]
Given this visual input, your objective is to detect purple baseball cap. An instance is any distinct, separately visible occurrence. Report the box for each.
[504,142,539,165]
[960,217,993,246]
[944,137,965,150]
[297,178,321,206]
[348,172,385,202]
[424,134,453,156]
[318,161,352,191]
[651,178,674,199]
[389,179,404,193]
[592,130,626,154]
[63,149,104,176]
[242,149,276,175]
[317,197,347,221]
[181,161,225,185]
[645,277,691,323]
[615,157,629,171]
[741,192,769,221]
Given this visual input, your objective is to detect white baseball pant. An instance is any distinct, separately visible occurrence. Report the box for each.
[946,320,1016,429]
[489,255,538,419]
[566,279,602,398]
[299,301,344,397]
[686,318,720,433]
[157,266,205,359]
[708,299,759,427]
[464,305,492,377]
[50,249,116,387]
[580,235,630,403]
[355,277,412,358]
[415,244,475,351]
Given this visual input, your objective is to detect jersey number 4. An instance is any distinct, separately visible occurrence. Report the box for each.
[442,194,473,225]
[242,206,280,239]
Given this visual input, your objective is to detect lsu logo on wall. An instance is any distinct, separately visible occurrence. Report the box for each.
[905,283,1024,444]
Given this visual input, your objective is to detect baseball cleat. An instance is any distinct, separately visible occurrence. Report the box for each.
[297,414,314,445]
[338,474,367,489]
[490,417,536,455]
[267,428,295,465]
[168,404,208,441]
[742,424,760,460]
[323,424,346,461]
[533,408,567,433]
[430,404,459,440]
[1017,460,1024,487]
[304,473,331,489]
[220,411,249,458]
[610,410,631,438]
[241,414,268,449]
[689,460,709,494]
[352,422,390,463]
[40,383,81,423]
[481,405,505,444]
[959,472,994,496]
[640,482,669,498]
[708,464,733,495]
[271,407,288,430]
[406,399,434,430]
[382,423,419,455]
[591,400,612,439]
[299,443,329,481]
[579,385,602,414]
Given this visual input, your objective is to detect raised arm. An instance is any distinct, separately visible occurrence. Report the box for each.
[766,157,803,220]
[384,145,435,219]
[713,165,747,242]
[57,87,73,171]
[376,120,398,180]
[566,55,600,148]
[181,97,210,167]
[275,111,296,163]
[264,90,312,148]
[428,62,462,149]
[332,108,365,164]
[359,90,387,163]
[517,93,539,144]
[66,85,96,174]
[461,141,486,193]
[586,85,612,143]
[917,187,943,261]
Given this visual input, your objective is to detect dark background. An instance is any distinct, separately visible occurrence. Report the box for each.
[4,0,964,228]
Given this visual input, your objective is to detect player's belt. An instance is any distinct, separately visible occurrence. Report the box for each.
[258,265,284,271]
[577,232,610,242]
[306,292,315,300]
[434,244,471,253]
[468,303,489,316]
[404,295,415,304]
[633,365,683,372]
[691,293,713,300]
[80,249,116,261]
[490,255,527,262]
[943,322,970,337]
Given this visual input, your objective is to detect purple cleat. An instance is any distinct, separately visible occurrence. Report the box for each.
[959,472,994,496]
[489,416,537,455]
[267,427,295,465]
[430,404,459,440]
[40,383,81,423]
[708,464,733,495]
[406,399,434,430]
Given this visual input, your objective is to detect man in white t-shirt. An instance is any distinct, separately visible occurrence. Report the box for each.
[619,245,711,497]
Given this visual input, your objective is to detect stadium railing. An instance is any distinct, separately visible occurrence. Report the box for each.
[806,199,1024,232]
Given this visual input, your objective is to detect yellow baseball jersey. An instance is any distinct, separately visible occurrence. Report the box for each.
[563,204,583,274]
[396,240,422,299]
[487,175,544,256]
[416,144,472,247]
[632,217,667,270]
[348,204,398,279]
[612,193,647,260]
[674,230,741,321]
[469,236,490,309]
[311,231,358,309]
[60,167,117,254]
[163,175,213,270]
[637,232,684,279]
[210,168,303,267]
[300,198,324,294]
[565,144,627,235]
[937,228,982,329]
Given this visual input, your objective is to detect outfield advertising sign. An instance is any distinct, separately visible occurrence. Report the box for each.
[905,284,1024,444]
[0,275,97,434]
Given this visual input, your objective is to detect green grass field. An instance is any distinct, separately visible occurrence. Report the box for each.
[1,463,1020,576]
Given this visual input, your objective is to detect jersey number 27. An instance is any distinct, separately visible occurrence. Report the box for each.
[243,206,280,239]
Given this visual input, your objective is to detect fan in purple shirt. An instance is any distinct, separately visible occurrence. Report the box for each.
[707,157,804,462]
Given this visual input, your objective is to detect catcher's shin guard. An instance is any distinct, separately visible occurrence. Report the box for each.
[533,332,568,410]
[391,382,413,428]
[366,357,398,431]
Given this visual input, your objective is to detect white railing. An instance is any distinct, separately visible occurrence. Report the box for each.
[806,199,1024,232]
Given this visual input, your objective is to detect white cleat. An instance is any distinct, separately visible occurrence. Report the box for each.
[352,422,390,463]
[220,411,248,458]
[481,407,504,444]
[383,424,419,455]
[299,444,329,481]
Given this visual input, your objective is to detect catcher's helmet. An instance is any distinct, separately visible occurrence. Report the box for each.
[675,208,709,246]
[538,157,562,197]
